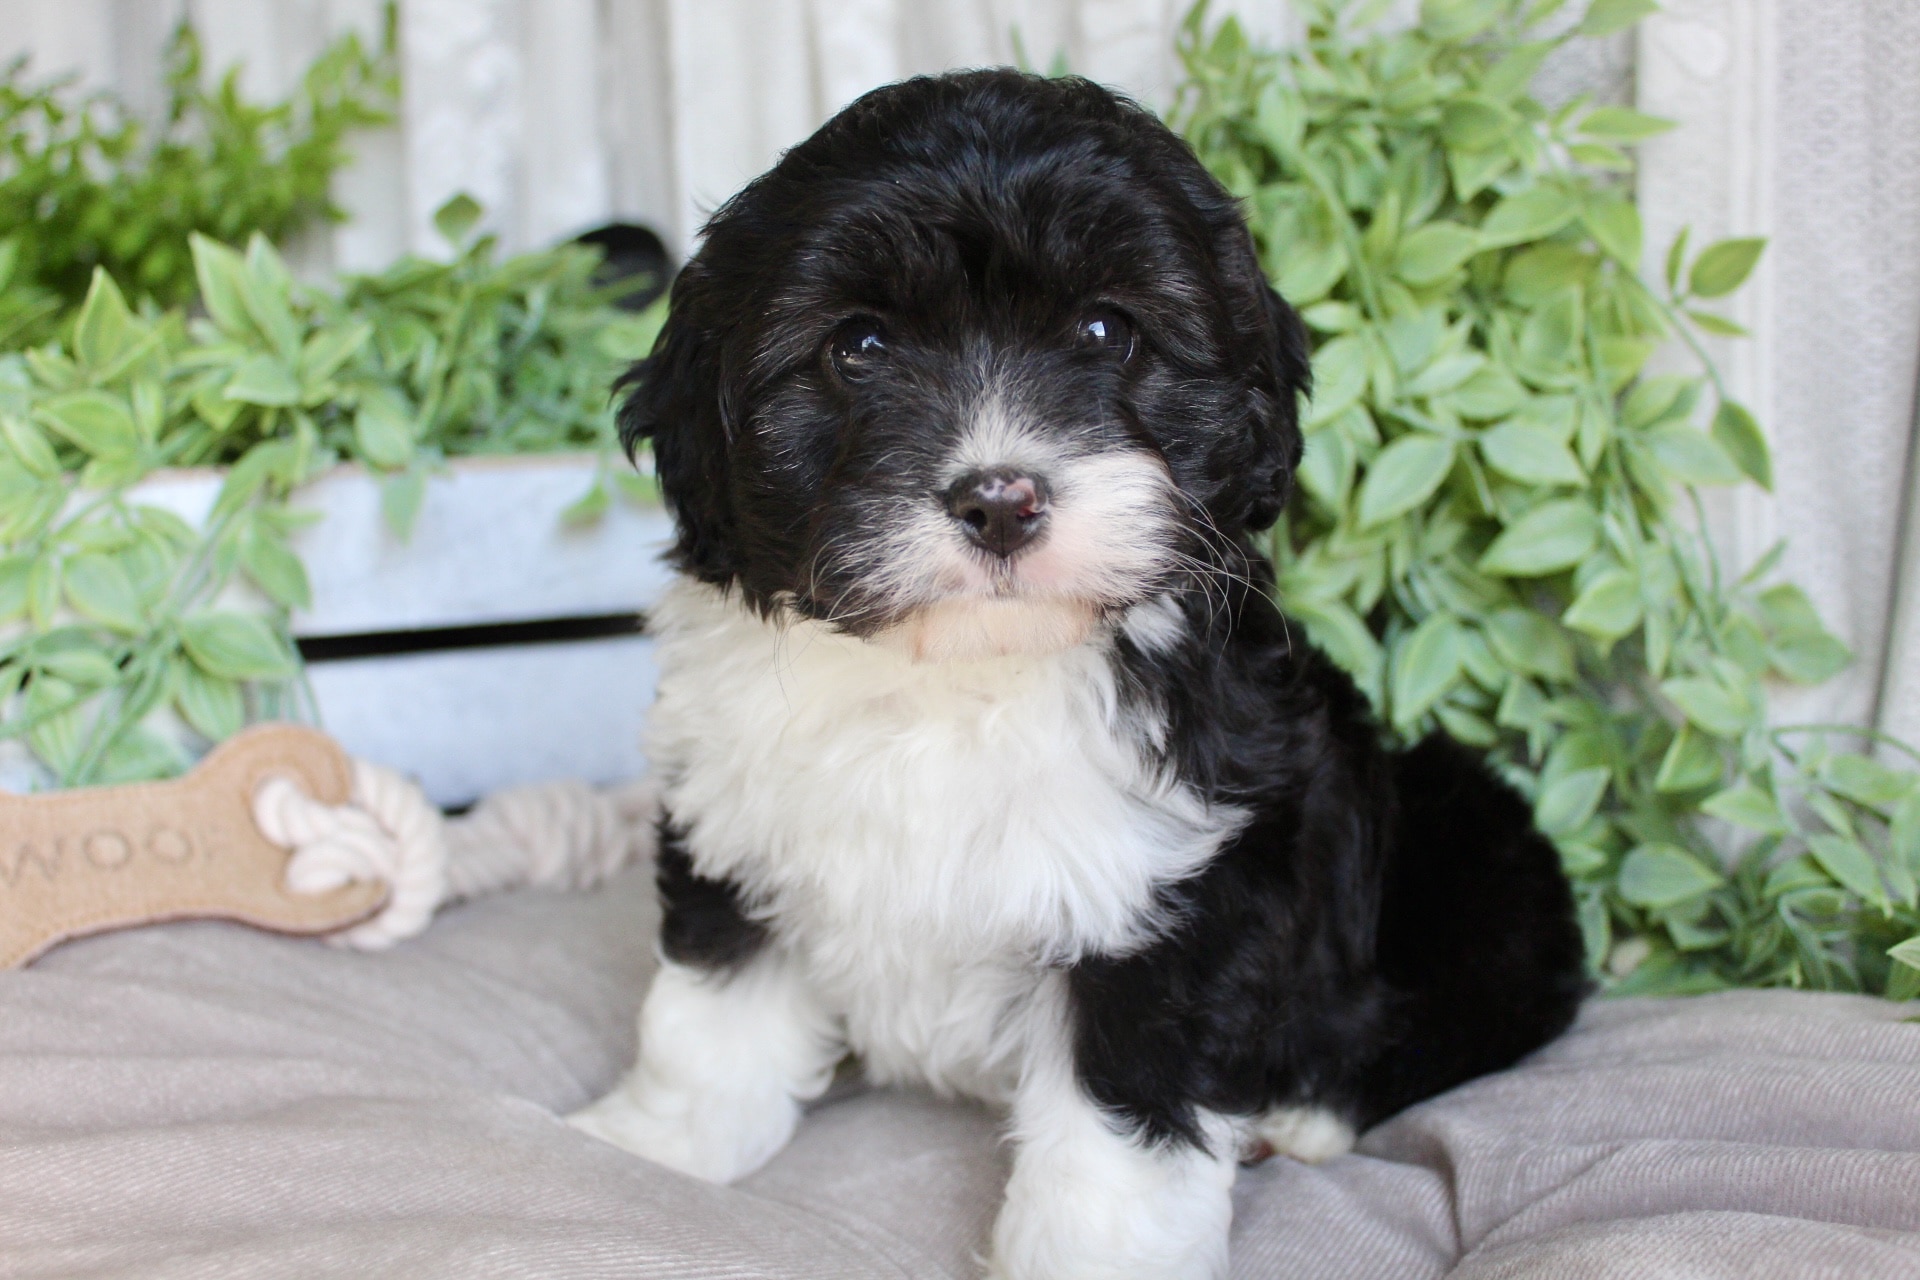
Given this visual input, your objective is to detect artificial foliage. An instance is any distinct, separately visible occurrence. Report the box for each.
[1170,0,1920,996]
[0,16,395,342]
[0,207,662,792]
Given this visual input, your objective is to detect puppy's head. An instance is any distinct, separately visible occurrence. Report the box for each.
[624,70,1308,662]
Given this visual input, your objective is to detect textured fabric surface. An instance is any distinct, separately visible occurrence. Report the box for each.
[3,872,1919,1278]
[1639,0,1920,749]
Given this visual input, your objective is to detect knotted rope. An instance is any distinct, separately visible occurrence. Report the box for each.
[253,762,659,949]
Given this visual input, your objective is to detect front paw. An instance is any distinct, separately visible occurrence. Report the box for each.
[566,1076,800,1185]
[567,1089,720,1181]
[986,1145,1234,1280]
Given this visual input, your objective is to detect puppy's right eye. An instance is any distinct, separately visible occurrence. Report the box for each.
[828,321,888,378]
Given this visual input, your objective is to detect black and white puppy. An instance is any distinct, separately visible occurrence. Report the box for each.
[570,70,1587,1280]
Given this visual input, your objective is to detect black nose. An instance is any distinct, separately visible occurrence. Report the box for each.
[946,469,1050,557]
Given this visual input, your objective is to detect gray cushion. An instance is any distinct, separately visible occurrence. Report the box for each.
[2,869,1918,1278]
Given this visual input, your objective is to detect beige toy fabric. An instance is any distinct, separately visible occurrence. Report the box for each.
[1,721,657,969]
[0,725,386,967]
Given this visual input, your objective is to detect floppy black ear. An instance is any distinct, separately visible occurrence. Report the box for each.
[1243,282,1311,532]
[618,263,740,584]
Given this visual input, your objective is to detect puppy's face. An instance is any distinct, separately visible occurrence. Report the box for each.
[625,71,1308,661]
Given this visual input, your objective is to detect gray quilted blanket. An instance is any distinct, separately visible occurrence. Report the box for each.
[2,868,1916,1278]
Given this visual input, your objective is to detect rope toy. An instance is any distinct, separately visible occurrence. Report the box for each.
[0,723,657,967]
[255,761,659,951]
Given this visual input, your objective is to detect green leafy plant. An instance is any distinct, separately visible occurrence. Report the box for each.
[0,15,396,325]
[1170,0,1920,996]
[0,210,662,791]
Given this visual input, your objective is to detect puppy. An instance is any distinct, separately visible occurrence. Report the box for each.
[570,70,1587,1280]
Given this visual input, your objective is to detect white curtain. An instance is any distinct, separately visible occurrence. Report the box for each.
[4,0,1915,752]
[1637,0,1920,755]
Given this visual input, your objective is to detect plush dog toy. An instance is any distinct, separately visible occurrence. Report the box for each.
[567,70,1588,1280]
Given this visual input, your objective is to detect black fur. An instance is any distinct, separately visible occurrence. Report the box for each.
[626,69,1587,1148]
[654,824,769,971]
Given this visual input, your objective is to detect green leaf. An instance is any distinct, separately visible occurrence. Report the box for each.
[0,554,31,621]
[1575,106,1677,143]
[1357,435,1456,528]
[173,657,244,741]
[1296,427,1355,509]
[1582,195,1642,266]
[1479,186,1579,247]
[1688,237,1767,299]
[1440,97,1517,153]
[190,234,260,345]
[1618,844,1725,909]
[1481,40,1555,101]
[299,320,374,392]
[1391,612,1465,728]
[241,529,312,610]
[1770,631,1853,685]
[1517,290,1583,370]
[1,414,60,477]
[1645,423,1744,486]
[1480,420,1586,486]
[1688,310,1749,337]
[1305,335,1368,426]
[1567,142,1632,172]
[354,400,416,470]
[1562,568,1642,638]
[1661,675,1753,737]
[63,553,146,633]
[25,675,86,778]
[434,193,485,245]
[1665,227,1691,293]
[1394,223,1482,286]
[1824,754,1917,810]
[1578,0,1659,38]
[94,725,184,785]
[36,391,140,460]
[39,646,120,686]
[26,555,61,630]
[1891,791,1920,871]
[1887,936,1920,977]
[224,354,303,407]
[1807,833,1887,910]
[1421,0,1503,39]
[71,270,136,370]
[178,612,300,682]
[1446,367,1527,420]
[381,468,427,541]
[1504,245,1597,308]
[1289,596,1384,692]
[1702,783,1787,834]
[1535,767,1610,838]
[1484,606,1576,681]
[1656,723,1724,792]
[561,481,611,527]
[1477,499,1598,576]
[1711,400,1772,490]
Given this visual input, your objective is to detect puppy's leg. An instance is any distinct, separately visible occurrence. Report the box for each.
[568,951,841,1184]
[988,992,1237,1280]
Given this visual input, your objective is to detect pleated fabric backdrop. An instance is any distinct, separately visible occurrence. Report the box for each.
[1,0,1915,756]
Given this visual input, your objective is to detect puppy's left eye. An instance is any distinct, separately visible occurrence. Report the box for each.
[1075,309,1136,361]
[828,320,889,378]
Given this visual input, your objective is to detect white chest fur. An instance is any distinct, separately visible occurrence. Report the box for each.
[646,580,1240,1100]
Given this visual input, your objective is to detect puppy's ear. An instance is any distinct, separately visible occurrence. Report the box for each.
[618,263,739,582]
[1243,282,1311,532]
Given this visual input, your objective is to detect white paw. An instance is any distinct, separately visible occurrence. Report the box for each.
[1250,1106,1354,1164]
[566,1089,737,1183]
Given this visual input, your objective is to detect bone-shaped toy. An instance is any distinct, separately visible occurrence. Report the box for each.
[0,723,387,968]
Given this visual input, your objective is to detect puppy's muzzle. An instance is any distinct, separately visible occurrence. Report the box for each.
[947,468,1049,558]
